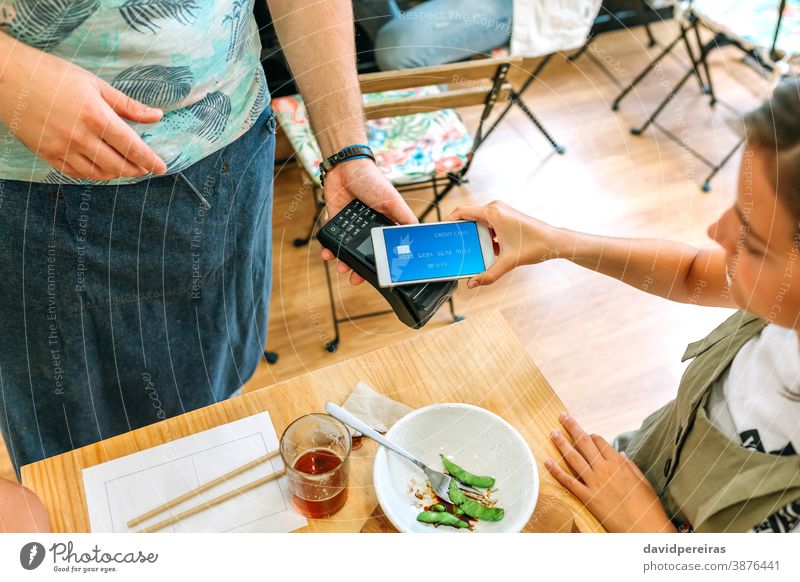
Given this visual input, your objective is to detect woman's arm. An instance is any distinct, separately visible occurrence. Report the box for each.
[447,201,736,308]
[547,414,678,533]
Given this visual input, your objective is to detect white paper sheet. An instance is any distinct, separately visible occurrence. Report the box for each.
[82,412,308,533]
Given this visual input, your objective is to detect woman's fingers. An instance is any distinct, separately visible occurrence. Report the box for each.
[550,429,592,480]
[590,434,617,461]
[621,451,648,480]
[466,259,513,288]
[559,414,603,467]
[545,459,589,503]
[444,205,491,227]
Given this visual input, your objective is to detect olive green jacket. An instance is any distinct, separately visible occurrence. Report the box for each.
[616,310,800,532]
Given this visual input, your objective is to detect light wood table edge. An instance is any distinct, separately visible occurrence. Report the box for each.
[22,310,605,534]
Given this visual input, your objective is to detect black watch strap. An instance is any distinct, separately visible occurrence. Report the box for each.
[319,144,375,184]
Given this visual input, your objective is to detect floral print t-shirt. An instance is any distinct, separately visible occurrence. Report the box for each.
[0,0,268,184]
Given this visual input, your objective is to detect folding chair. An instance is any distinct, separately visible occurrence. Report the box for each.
[614,0,800,191]
[568,0,674,91]
[272,58,516,350]
[611,1,705,110]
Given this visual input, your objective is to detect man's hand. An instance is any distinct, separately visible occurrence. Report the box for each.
[0,32,166,181]
[545,413,678,533]
[319,158,417,285]
[267,0,417,285]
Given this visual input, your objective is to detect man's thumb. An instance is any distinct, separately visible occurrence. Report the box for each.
[101,84,163,123]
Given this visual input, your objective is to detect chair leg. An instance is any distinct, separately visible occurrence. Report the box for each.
[293,185,324,247]
[448,297,464,323]
[480,54,553,144]
[679,19,712,97]
[644,22,657,48]
[322,259,341,353]
[701,136,746,192]
[513,93,566,154]
[519,54,554,98]
[612,30,684,111]
[567,35,593,62]
[419,178,458,222]
[694,27,718,105]
[472,61,564,153]
[634,0,658,48]
[481,98,515,144]
[630,64,697,136]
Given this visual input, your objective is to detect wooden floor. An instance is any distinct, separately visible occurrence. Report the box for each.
[1,21,769,483]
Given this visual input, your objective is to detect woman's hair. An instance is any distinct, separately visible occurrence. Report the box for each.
[743,77,800,225]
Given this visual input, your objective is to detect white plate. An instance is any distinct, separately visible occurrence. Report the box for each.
[373,403,538,533]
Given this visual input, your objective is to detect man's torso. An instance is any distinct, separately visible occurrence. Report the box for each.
[0,0,268,184]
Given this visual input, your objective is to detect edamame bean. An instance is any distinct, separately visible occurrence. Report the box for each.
[441,455,496,488]
[416,511,469,529]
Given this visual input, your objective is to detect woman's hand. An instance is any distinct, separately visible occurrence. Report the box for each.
[0,33,167,181]
[545,413,677,533]
[320,158,417,285]
[444,201,569,288]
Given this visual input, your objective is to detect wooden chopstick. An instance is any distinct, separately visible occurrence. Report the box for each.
[127,449,281,528]
[138,466,286,533]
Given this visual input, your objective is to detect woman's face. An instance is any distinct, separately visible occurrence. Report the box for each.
[707,145,800,328]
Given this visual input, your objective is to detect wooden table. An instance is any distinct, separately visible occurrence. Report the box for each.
[22,310,604,533]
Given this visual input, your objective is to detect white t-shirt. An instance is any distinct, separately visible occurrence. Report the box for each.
[706,323,800,533]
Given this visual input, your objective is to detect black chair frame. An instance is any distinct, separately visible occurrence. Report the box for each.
[612,1,791,191]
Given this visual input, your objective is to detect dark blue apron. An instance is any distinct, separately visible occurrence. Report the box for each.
[0,109,276,479]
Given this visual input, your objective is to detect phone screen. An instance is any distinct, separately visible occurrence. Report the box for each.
[380,222,486,283]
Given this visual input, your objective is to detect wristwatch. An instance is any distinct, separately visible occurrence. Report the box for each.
[318,144,375,185]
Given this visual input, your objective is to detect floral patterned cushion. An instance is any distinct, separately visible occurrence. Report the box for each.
[691,0,800,56]
[271,87,473,187]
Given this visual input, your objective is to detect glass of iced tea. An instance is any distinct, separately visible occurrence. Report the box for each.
[280,413,351,519]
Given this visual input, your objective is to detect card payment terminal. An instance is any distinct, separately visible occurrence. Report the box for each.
[316,200,457,329]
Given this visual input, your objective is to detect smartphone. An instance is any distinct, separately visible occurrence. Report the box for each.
[371,220,495,287]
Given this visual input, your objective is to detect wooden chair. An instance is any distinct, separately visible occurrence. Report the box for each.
[271,57,517,350]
